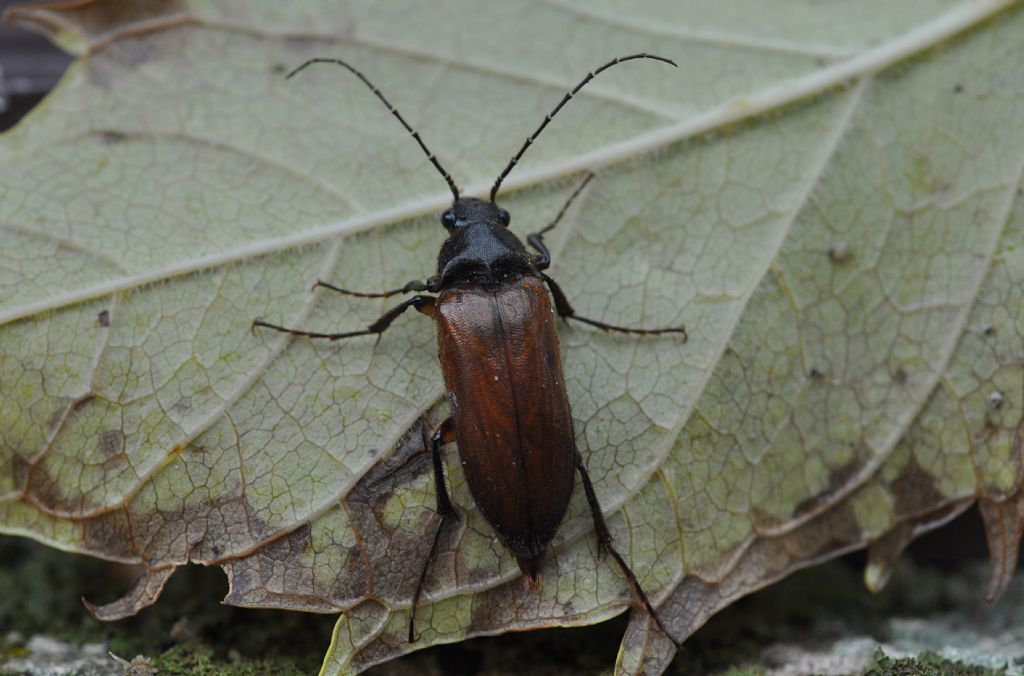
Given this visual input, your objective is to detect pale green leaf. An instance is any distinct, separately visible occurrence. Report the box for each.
[1,2,1023,674]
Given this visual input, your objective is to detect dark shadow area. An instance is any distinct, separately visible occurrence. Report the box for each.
[0,13,74,132]
[0,535,335,674]
[905,502,990,567]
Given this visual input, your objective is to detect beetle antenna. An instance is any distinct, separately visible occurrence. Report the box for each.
[288,58,461,202]
[489,54,676,202]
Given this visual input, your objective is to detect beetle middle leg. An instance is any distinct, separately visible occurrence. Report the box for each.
[540,274,687,339]
[408,417,459,643]
[575,452,681,649]
[252,295,435,341]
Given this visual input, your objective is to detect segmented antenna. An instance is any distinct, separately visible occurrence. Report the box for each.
[489,54,676,202]
[288,58,461,202]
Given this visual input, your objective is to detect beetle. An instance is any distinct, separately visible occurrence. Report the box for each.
[253,54,686,647]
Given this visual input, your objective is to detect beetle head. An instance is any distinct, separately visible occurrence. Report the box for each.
[441,197,510,230]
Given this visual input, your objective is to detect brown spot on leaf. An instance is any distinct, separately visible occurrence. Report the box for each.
[219,507,366,612]
[80,507,136,560]
[171,396,192,415]
[22,461,81,513]
[44,393,100,438]
[468,570,558,640]
[70,392,97,414]
[98,429,124,457]
[221,524,335,612]
[10,455,30,492]
[890,457,947,517]
[74,489,284,595]
[46,406,66,434]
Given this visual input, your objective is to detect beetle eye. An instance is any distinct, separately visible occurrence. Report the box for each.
[441,209,457,229]
[497,208,511,226]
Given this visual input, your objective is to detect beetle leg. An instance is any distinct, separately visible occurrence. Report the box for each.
[575,452,681,650]
[313,276,439,298]
[526,172,595,271]
[409,417,459,643]
[252,295,436,341]
[540,273,687,340]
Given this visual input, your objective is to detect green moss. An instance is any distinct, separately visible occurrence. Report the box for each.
[152,643,309,676]
[866,649,997,676]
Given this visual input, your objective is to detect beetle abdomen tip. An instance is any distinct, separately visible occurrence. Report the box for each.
[516,556,544,590]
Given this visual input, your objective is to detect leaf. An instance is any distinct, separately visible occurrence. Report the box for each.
[1,1,1023,673]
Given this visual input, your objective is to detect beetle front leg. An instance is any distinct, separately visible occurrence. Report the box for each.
[409,417,458,643]
[541,274,687,340]
[575,452,681,650]
[252,295,436,341]
[526,172,594,270]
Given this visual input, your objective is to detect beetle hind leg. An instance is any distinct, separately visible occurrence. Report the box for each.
[408,417,459,643]
[575,452,682,650]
